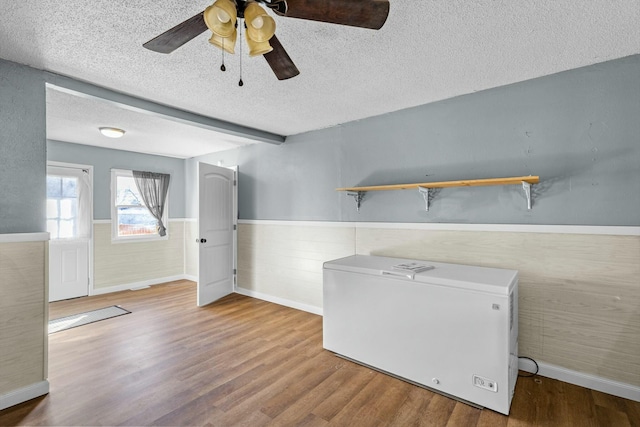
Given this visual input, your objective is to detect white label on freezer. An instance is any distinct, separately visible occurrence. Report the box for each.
[473,375,498,392]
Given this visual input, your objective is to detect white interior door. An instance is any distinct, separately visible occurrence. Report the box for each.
[197,162,236,307]
[47,164,92,302]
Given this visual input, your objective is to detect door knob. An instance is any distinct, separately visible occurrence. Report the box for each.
[200,238,207,243]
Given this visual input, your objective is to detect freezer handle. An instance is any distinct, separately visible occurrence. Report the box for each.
[381,270,414,280]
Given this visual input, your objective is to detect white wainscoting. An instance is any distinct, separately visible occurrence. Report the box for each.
[237,221,355,311]
[0,233,50,409]
[184,218,198,280]
[92,219,186,291]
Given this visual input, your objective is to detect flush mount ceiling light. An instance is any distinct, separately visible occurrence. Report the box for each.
[99,127,126,138]
[142,0,390,82]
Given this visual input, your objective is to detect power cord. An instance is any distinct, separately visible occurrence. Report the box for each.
[518,356,539,377]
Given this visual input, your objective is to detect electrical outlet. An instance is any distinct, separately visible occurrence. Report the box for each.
[473,375,498,392]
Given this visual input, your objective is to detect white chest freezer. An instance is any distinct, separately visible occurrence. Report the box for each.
[323,255,518,415]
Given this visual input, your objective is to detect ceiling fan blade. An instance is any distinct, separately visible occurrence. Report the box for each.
[143,12,208,54]
[263,35,300,80]
[273,0,390,30]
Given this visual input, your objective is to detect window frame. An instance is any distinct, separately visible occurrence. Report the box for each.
[110,169,169,242]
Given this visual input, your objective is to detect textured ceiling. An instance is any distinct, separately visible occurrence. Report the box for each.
[1,1,639,157]
[46,88,260,159]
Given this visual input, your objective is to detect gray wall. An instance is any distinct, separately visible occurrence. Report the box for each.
[0,60,46,233]
[192,55,640,226]
[186,129,343,221]
[47,140,186,219]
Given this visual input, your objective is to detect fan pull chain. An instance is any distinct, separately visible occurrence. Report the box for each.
[238,20,244,86]
[220,39,226,72]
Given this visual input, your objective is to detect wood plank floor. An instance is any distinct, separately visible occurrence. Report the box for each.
[1,280,638,426]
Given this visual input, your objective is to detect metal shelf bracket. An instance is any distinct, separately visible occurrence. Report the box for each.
[347,191,365,212]
[418,186,430,211]
[522,181,532,210]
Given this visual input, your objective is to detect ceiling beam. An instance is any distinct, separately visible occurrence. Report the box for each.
[44,71,285,145]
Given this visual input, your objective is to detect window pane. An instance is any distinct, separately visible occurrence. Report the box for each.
[46,199,59,219]
[116,176,143,206]
[47,176,62,198]
[60,198,77,220]
[47,220,59,239]
[62,177,77,198]
[59,220,75,239]
[113,171,165,239]
[117,206,157,236]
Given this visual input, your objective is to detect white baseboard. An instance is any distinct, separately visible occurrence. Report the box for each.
[0,380,50,411]
[519,359,640,402]
[235,286,323,316]
[183,274,198,282]
[90,274,189,296]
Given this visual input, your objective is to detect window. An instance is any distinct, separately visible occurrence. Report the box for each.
[111,169,168,241]
[47,175,78,239]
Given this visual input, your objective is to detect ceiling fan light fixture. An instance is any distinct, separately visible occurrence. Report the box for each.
[245,34,273,56]
[142,0,389,81]
[204,0,237,38]
[252,16,264,29]
[216,9,231,24]
[209,30,237,54]
[99,127,126,138]
[244,2,276,43]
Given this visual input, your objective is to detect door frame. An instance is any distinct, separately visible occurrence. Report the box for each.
[230,165,238,291]
[47,160,94,297]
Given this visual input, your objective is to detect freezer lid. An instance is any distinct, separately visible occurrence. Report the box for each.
[323,255,518,295]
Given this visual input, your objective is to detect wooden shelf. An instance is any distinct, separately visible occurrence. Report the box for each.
[336,176,540,212]
[336,176,539,192]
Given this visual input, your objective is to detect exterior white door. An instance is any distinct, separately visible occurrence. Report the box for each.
[47,164,92,302]
[49,240,89,301]
[197,162,236,307]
